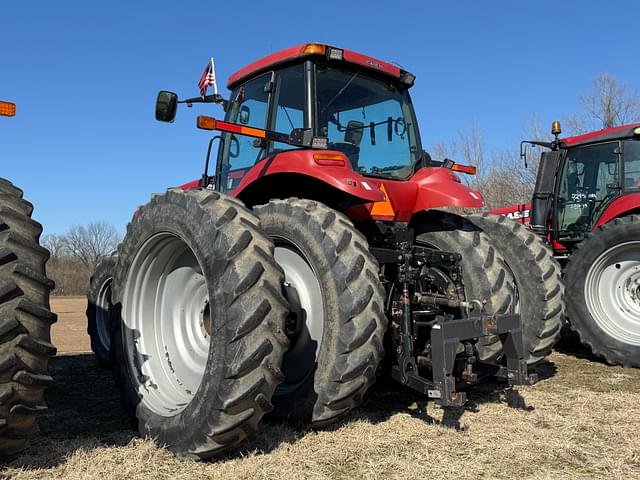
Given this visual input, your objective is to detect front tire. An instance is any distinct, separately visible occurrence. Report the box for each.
[111,189,288,459]
[86,253,117,365]
[565,215,640,367]
[0,178,56,457]
[254,199,386,427]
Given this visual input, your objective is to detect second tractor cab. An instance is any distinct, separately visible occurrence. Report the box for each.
[102,43,563,459]
[497,121,640,368]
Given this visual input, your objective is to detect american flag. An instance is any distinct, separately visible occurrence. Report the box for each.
[198,58,217,98]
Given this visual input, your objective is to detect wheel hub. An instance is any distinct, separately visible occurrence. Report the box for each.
[585,240,640,346]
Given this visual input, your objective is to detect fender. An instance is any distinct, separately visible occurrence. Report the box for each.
[411,167,484,212]
[233,150,385,203]
[593,193,640,228]
[348,167,485,223]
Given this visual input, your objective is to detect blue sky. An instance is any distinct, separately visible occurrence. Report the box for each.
[1,1,637,234]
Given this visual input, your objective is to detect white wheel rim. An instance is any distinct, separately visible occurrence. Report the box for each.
[273,239,324,395]
[95,277,112,352]
[584,240,640,346]
[122,232,211,416]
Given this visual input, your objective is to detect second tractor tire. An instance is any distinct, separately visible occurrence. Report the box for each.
[564,215,640,367]
[254,198,386,427]
[468,213,565,365]
[0,178,56,457]
[86,253,117,365]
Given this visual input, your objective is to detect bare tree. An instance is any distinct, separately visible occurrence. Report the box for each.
[564,73,640,134]
[429,120,537,211]
[41,234,68,261]
[65,222,120,271]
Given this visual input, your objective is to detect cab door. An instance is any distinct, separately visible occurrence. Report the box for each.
[554,141,620,241]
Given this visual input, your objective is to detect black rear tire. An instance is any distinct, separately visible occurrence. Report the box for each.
[86,253,117,365]
[468,213,565,364]
[0,178,56,457]
[564,215,640,367]
[111,189,288,459]
[414,211,515,362]
[254,198,386,427]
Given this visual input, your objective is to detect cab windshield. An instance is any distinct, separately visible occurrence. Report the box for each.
[315,65,421,179]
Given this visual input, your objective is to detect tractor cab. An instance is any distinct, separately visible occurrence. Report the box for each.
[526,122,640,245]
[216,44,421,193]
[155,43,482,220]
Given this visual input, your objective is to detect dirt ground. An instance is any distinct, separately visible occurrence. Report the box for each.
[2,297,640,479]
[49,297,91,354]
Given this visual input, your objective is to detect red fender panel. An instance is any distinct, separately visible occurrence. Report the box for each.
[411,167,484,212]
[594,193,640,228]
[233,150,385,203]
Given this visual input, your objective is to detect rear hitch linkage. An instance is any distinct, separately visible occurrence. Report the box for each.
[371,224,538,408]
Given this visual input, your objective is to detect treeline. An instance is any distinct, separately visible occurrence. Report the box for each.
[43,222,120,296]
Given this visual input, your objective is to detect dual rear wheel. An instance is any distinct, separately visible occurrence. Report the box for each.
[109,191,387,458]
[106,191,562,460]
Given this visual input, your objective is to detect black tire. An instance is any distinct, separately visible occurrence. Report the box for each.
[0,178,56,457]
[86,253,117,365]
[564,215,640,367]
[414,212,515,362]
[254,198,386,427]
[468,213,565,365]
[111,188,289,459]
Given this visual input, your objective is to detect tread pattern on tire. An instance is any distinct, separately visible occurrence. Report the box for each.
[254,198,386,427]
[0,179,56,457]
[111,188,288,460]
[415,214,515,362]
[469,213,565,364]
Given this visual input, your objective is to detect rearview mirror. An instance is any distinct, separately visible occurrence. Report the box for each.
[155,91,178,122]
[345,120,364,146]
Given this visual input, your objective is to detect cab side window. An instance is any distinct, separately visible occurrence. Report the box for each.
[269,65,305,154]
[220,73,272,192]
[624,140,640,190]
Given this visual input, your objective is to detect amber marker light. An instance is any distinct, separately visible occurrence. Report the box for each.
[551,120,562,136]
[302,43,326,55]
[0,101,16,117]
[451,164,477,175]
[197,115,217,130]
[313,152,346,166]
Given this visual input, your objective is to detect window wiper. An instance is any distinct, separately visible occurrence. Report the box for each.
[320,72,359,115]
[280,106,295,130]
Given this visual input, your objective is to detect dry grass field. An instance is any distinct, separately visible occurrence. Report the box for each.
[2,297,640,479]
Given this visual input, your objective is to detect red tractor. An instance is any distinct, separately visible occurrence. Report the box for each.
[104,44,563,459]
[494,121,640,367]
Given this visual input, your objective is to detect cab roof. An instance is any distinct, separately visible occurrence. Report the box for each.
[561,123,640,148]
[227,43,410,90]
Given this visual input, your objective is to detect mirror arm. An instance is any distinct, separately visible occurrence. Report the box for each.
[180,93,228,108]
